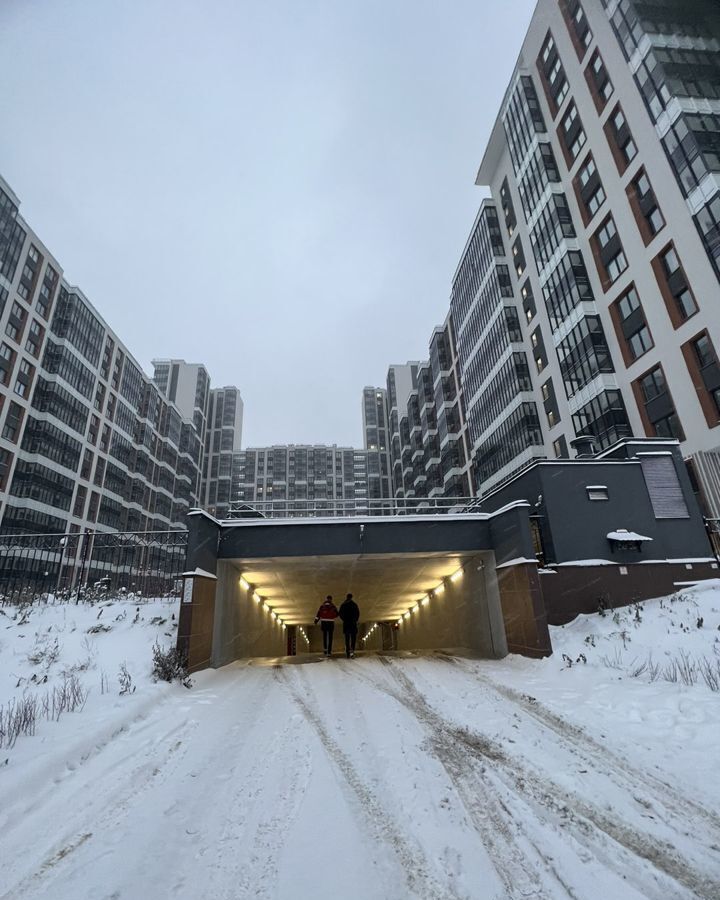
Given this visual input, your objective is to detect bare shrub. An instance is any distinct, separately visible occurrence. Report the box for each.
[600,648,624,670]
[698,657,720,692]
[0,674,88,749]
[151,641,192,688]
[118,663,135,695]
[27,636,60,668]
[676,650,697,687]
[629,658,648,678]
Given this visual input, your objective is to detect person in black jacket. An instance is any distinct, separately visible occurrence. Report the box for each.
[338,593,360,658]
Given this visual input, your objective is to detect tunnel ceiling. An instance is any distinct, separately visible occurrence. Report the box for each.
[232,551,486,625]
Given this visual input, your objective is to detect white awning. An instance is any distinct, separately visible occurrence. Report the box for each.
[606,530,653,542]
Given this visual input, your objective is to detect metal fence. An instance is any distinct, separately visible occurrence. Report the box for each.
[0,530,188,605]
[226,497,483,519]
[706,518,720,563]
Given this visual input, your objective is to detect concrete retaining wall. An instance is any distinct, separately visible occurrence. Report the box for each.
[396,551,508,657]
[211,561,287,666]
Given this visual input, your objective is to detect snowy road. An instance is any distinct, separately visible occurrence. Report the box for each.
[2,654,720,900]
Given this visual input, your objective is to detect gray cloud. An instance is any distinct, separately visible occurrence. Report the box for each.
[0,0,535,445]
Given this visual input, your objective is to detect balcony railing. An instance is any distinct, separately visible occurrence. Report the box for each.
[226,496,483,520]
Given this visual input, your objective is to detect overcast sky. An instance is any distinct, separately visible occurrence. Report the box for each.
[1,0,535,447]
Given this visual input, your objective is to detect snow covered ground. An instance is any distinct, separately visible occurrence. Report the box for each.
[1,584,720,899]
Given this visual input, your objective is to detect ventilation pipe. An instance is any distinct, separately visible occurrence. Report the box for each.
[570,436,597,458]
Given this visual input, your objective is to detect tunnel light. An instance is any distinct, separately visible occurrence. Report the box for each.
[403,612,411,620]
[239,576,250,591]
[434,583,445,595]
[411,604,419,613]
[451,569,463,582]
[421,595,430,606]
[397,619,402,625]
[271,612,277,621]
[254,594,262,603]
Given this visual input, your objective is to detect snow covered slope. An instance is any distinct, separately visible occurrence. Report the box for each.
[1,586,719,899]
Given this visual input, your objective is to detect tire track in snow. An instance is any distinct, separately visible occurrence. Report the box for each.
[373,658,720,900]
[275,666,465,900]
[0,670,267,900]
[206,704,313,900]
[442,655,720,839]
[350,660,575,899]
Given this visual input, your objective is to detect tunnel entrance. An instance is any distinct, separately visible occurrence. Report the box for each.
[177,506,552,671]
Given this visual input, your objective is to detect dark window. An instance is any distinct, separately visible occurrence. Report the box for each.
[627,168,665,245]
[634,365,685,440]
[558,102,587,166]
[537,32,569,117]
[559,0,593,59]
[2,400,25,443]
[604,104,638,174]
[611,285,654,364]
[585,49,614,112]
[591,215,628,289]
[652,243,698,326]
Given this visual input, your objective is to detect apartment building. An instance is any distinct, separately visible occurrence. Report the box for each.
[465,0,720,513]
[385,316,473,503]
[152,361,243,519]
[450,202,545,495]
[361,386,393,501]
[230,445,372,516]
[202,386,243,518]
[0,176,203,535]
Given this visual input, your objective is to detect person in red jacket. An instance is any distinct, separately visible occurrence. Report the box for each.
[314,595,339,657]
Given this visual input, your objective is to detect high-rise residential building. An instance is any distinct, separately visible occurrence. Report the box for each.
[384,319,473,503]
[0,176,203,535]
[203,386,244,518]
[151,359,211,446]
[361,387,392,501]
[451,202,544,495]
[230,445,371,516]
[152,361,243,519]
[461,0,720,513]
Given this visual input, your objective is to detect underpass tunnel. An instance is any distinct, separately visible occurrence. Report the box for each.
[177,508,553,671]
[209,550,506,666]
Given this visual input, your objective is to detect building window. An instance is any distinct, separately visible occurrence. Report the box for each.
[24,319,43,358]
[585,50,613,112]
[634,365,685,440]
[573,154,607,225]
[553,435,569,458]
[512,237,526,278]
[558,102,587,166]
[651,242,698,327]
[626,168,665,245]
[681,330,720,427]
[0,341,14,386]
[604,104,637,174]
[537,32,569,117]
[0,447,12,491]
[559,0,592,60]
[591,216,627,289]
[521,280,536,323]
[2,401,24,443]
[611,285,654,365]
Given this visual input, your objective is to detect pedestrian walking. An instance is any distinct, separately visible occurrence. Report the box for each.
[314,595,339,657]
[338,593,360,658]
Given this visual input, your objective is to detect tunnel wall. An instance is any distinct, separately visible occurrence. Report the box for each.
[211,561,287,666]
[397,552,508,657]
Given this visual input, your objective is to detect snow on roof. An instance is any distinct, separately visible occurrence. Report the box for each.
[607,530,653,542]
[495,556,539,569]
[181,568,218,580]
